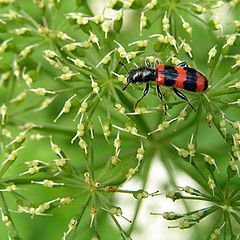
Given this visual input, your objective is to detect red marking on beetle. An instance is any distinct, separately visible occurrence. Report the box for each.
[155,65,165,85]
[173,67,187,89]
[195,73,206,92]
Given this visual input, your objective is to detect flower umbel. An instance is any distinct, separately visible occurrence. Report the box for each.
[0,0,240,239]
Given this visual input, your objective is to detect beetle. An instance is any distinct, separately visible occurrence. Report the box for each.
[118,60,208,111]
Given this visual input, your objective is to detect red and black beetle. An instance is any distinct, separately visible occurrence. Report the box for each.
[118,60,208,111]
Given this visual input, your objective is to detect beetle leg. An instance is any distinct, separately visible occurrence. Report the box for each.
[156,84,167,114]
[177,62,189,68]
[173,87,196,111]
[134,83,149,111]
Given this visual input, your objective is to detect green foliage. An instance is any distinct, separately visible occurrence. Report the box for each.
[0,0,240,239]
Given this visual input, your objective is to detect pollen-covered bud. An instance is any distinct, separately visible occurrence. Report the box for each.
[126,168,136,179]
[2,146,25,166]
[111,156,121,165]
[114,103,126,115]
[0,103,7,125]
[60,197,73,206]
[202,153,219,173]
[177,108,187,122]
[54,94,76,122]
[133,190,148,200]
[148,120,174,135]
[38,26,50,34]
[13,58,20,80]
[29,88,56,96]
[128,40,148,48]
[6,129,28,148]
[162,12,170,32]
[34,97,55,112]
[0,38,13,53]
[96,49,115,68]
[208,175,216,195]
[178,220,194,229]
[171,143,189,158]
[136,142,145,162]
[230,0,239,7]
[206,113,213,126]
[192,3,206,14]
[208,45,217,63]
[223,34,237,49]
[161,212,184,220]
[56,72,80,81]
[112,72,127,84]
[90,206,97,228]
[57,31,74,41]
[89,32,101,49]
[90,75,102,100]
[19,44,38,58]
[114,131,121,156]
[101,21,111,38]
[98,117,111,142]
[212,15,223,32]
[166,33,178,53]
[165,191,181,201]
[79,138,88,154]
[50,137,63,159]
[0,71,10,87]
[71,122,85,143]
[144,0,157,10]
[219,119,226,135]
[181,42,192,58]
[180,16,192,35]
[67,57,91,69]
[2,128,12,138]
[228,154,239,178]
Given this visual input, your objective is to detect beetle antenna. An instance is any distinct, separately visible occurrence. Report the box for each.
[122,81,131,91]
[118,61,129,74]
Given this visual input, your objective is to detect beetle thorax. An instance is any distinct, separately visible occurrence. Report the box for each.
[128,67,157,83]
